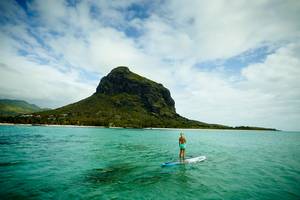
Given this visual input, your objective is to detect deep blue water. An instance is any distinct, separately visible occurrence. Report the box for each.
[0,125,299,199]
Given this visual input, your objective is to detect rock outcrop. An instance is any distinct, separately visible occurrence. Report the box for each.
[96,67,175,115]
[15,66,229,128]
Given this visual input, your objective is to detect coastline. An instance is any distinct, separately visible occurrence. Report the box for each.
[0,123,277,131]
[0,123,105,129]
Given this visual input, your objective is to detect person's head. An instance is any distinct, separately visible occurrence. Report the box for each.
[180,132,183,137]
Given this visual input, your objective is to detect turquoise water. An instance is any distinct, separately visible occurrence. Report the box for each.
[0,126,299,200]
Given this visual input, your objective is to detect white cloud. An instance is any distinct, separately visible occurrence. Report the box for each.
[136,15,194,60]
[0,28,95,108]
[172,43,300,130]
[158,0,300,60]
[0,0,300,130]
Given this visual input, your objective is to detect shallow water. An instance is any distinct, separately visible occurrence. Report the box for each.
[0,125,299,199]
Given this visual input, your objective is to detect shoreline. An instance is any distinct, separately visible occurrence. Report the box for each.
[0,123,104,129]
[0,123,277,131]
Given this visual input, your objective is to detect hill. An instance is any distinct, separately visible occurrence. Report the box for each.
[37,67,227,128]
[0,99,46,117]
[0,67,276,130]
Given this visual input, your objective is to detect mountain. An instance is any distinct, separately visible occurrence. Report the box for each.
[96,67,176,117]
[0,67,276,130]
[0,99,46,116]
[36,66,225,128]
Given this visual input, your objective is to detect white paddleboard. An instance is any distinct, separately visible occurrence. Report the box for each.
[161,156,206,167]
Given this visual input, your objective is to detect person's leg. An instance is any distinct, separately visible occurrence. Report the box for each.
[180,149,183,159]
[182,149,185,159]
[179,149,182,158]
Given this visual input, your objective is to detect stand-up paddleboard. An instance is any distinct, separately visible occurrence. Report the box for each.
[161,156,206,167]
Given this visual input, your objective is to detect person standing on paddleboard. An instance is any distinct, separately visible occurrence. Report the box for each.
[179,133,186,159]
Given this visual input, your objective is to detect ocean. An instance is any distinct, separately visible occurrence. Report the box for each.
[0,125,299,199]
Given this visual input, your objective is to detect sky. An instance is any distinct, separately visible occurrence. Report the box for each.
[0,0,300,131]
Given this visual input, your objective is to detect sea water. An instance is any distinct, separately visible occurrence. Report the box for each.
[0,125,299,200]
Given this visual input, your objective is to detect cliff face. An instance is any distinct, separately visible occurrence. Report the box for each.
[96,67,176,115]
[25,66,221,128]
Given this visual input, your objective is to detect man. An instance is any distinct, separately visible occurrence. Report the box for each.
[179,133,186,159]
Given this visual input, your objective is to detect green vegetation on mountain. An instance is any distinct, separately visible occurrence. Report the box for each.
[0,67,276,130]
[36,66,222,128]
[0,99,47,116]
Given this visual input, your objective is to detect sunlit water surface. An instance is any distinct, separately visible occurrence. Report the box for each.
[0,125,299,199]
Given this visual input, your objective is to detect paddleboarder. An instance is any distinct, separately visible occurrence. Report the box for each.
[179,133,186,159]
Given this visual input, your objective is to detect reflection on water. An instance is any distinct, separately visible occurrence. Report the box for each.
[86,163,138,184]
[85,158,197,191]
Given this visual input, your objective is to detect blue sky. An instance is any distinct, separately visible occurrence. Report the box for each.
[0,0,300,130]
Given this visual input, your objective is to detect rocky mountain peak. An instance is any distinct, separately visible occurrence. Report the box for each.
[96,66,176,114]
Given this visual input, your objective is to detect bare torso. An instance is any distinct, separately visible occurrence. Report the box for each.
[179,136,186,144]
